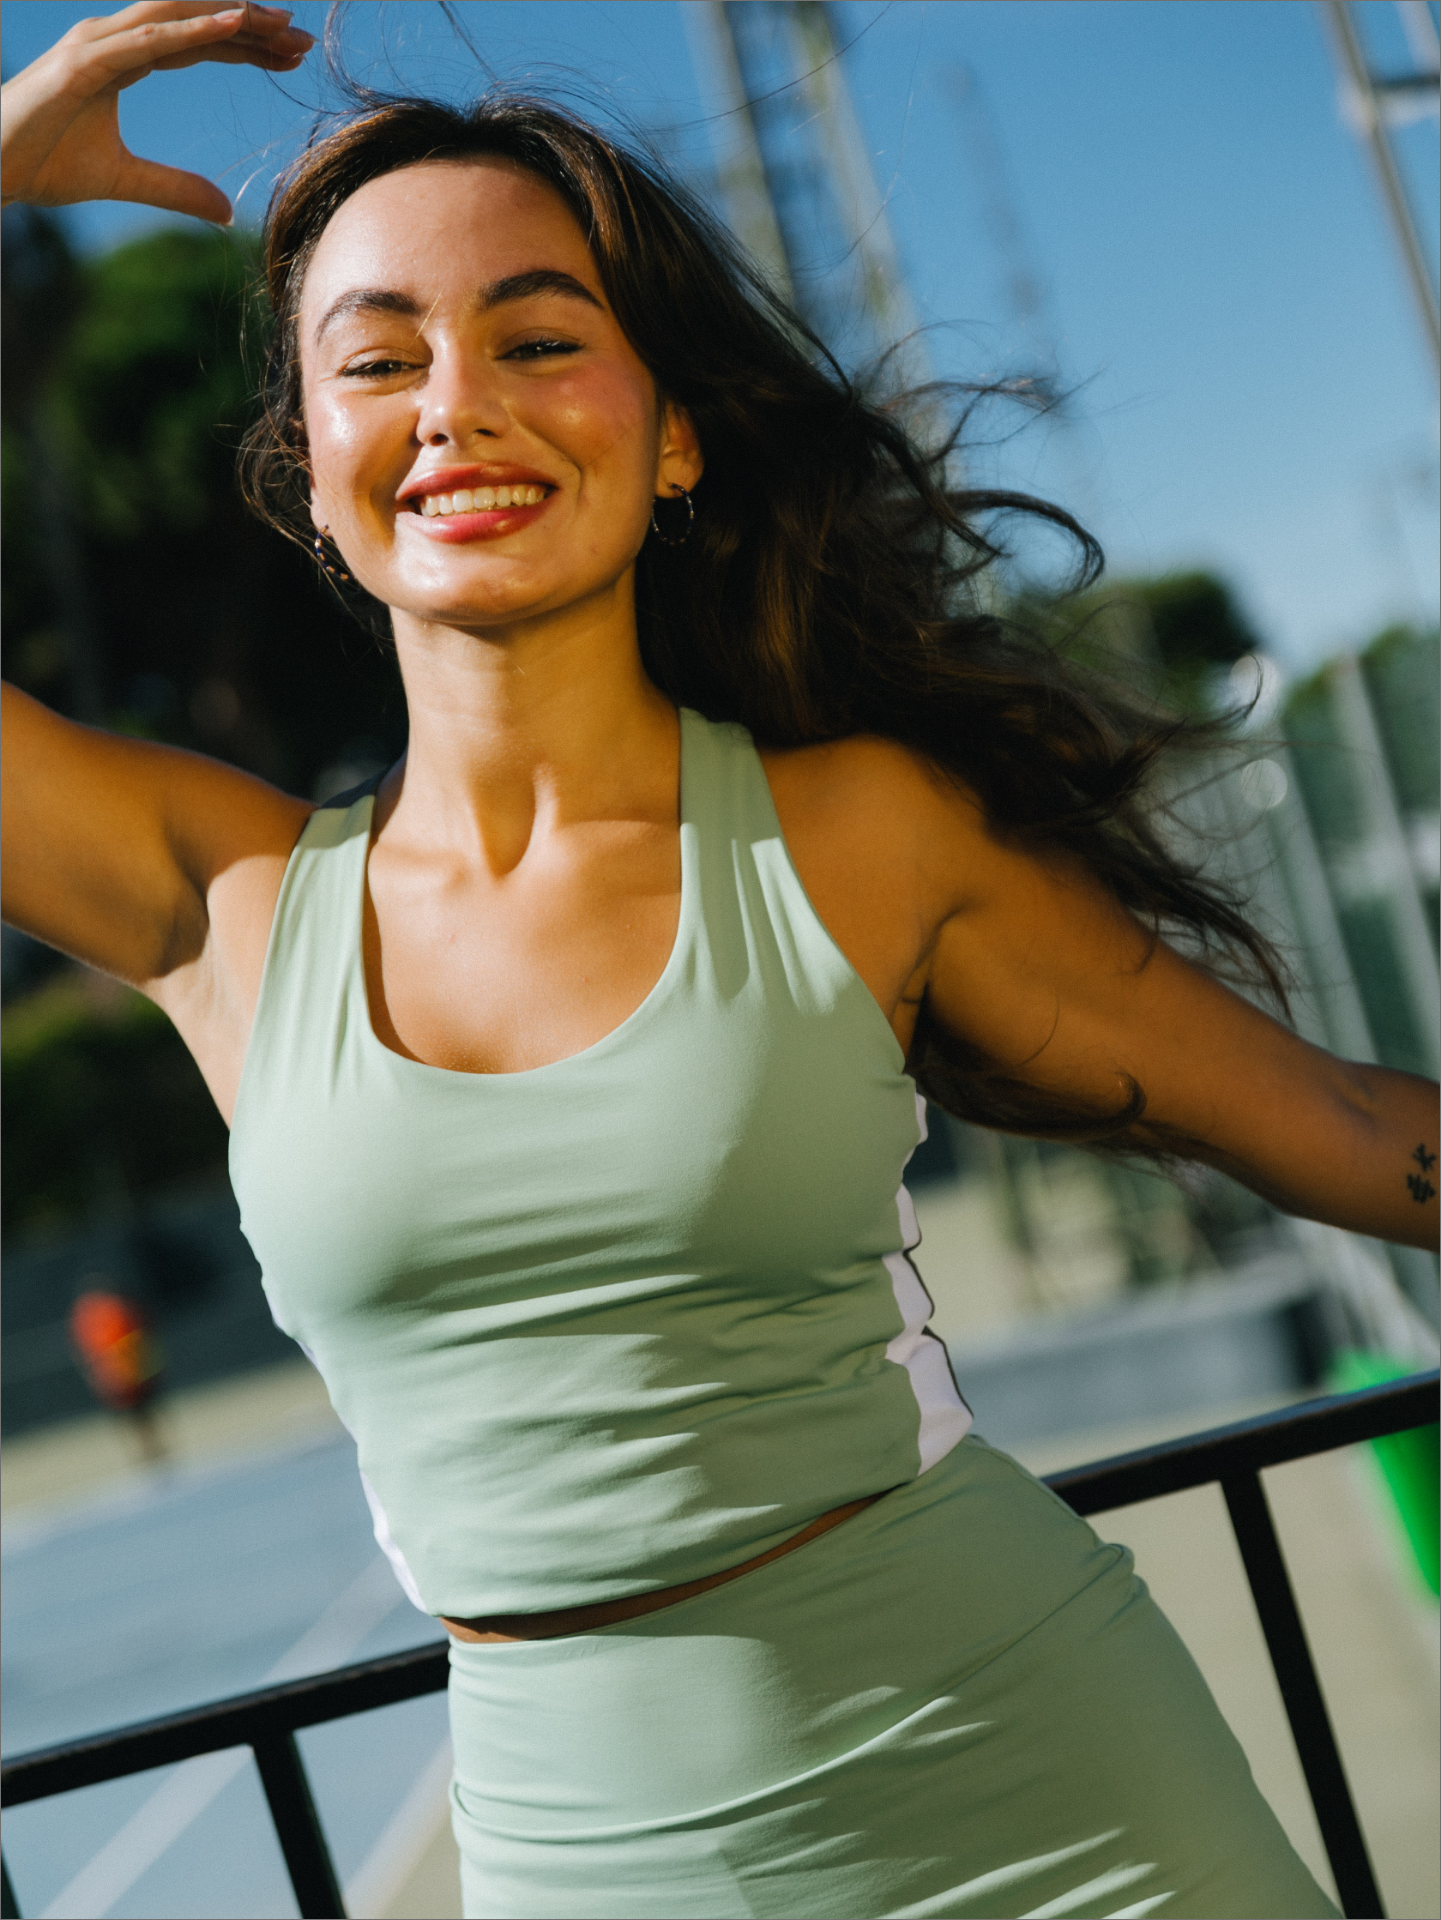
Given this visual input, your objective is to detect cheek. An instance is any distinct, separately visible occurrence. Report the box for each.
[305,393,372,485]
[538,366,656,473]
[302,384,407,519]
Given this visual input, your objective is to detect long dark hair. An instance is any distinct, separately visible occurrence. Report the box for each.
[238,89,1283,1155]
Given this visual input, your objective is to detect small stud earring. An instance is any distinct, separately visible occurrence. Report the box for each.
[314,528,353,584]
[649,486,695,548]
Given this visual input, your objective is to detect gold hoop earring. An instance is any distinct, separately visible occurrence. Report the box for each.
[314,528,353,584]
[649,487,695,548]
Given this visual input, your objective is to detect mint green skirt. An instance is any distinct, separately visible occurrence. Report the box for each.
[447,1435,1337,1918]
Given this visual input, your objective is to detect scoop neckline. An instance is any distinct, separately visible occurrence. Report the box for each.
[353,711,695,1085]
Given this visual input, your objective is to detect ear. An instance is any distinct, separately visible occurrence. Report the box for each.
[655,402,704,498]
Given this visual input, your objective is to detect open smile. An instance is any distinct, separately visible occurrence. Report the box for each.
[420,483,548,517]
[397,465,558,543]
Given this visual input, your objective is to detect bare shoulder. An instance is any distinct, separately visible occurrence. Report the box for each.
[756,729,1151,1063]
[754,734,1000,1042]
[151,737,315,903]
[759,730,961,807]
[759,733,990,919]
[126,743,315,1123]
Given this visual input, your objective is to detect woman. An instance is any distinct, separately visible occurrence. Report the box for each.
[3,8,1434,1917]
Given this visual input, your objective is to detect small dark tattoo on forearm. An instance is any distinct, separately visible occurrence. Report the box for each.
[1406,1143,1437,1203]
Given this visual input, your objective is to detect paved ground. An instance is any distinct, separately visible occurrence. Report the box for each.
[0,1358,343,1520]
[3,1363,1436,1920]
[2,1418,451,1919]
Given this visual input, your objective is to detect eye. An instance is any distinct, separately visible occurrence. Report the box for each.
[503,337,582,362]
[341,357,416,379]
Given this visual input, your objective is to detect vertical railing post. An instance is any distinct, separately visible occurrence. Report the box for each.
[1222,1471,1385,1919]
[251,1732,347,1918]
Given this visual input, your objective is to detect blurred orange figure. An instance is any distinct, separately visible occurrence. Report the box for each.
[69,1287,166,1461]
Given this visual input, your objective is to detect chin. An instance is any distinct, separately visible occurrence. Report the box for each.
[398,588,562,632]
[383,562,547,622]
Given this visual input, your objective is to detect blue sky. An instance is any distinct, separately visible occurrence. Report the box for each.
[4,1,1437,672]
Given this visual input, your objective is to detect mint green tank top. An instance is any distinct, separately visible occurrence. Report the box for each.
[230,708,970,1617]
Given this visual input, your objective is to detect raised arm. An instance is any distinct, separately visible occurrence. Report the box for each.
[1,3,318,1116]
[922,792,1440,1252]
[763,734,1437,1254]
[1,684,311,1112]
[1,683,302,976]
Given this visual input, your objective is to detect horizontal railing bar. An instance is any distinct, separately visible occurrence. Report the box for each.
[3,1374,1434,1818]
[0,1642,448,1808]
[1043,1370,1438,1516]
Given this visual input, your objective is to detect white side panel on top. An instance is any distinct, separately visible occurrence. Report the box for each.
[885,1096,972,1471]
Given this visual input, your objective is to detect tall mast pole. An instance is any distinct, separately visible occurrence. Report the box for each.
[1320,0,1441,376]
[682,3,794,303]
[785,1,928,382]
[690,1,927,380]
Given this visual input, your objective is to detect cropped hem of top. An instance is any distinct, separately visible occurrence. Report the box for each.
[229,706,972,1619]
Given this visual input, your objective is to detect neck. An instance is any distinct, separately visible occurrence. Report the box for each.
[380,574,677,871]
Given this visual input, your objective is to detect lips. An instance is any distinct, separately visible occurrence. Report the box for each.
[396,465,557,542]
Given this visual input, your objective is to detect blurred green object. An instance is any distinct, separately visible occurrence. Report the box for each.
[1330,1350,1440,1598]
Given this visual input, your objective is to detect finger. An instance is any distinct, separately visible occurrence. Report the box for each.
[113,153,233,225]
[151,40,313,75]
[202,9,316,48]
[86,3,313,61]
[75,9,299,85]
[74,2,296,41]
[77,10,246,78]
[151,23,317,73]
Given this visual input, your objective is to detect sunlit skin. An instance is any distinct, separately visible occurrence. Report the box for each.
[302,163,690,638]
[295,158,703,1082]
[0,6,1436,1637]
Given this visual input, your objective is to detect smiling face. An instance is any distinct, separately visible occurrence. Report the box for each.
[298,158,701,635]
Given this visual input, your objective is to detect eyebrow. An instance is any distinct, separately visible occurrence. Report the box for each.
[312,269,603,345]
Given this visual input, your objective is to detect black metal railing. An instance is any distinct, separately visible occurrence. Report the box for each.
[1046,1368,1439,1920]
[3,1369,1436,1920]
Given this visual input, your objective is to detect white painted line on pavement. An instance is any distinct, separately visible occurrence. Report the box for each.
[343,1734,454,1920]
[40,1557,410,1919]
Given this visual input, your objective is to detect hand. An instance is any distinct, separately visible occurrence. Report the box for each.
[0,2,316,226]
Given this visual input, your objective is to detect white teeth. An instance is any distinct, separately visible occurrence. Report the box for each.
[418,483,546,516]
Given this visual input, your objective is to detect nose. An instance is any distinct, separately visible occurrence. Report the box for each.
[414,341,508,447]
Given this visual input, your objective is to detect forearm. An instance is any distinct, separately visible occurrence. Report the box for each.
[1201,1062,1440,1252]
